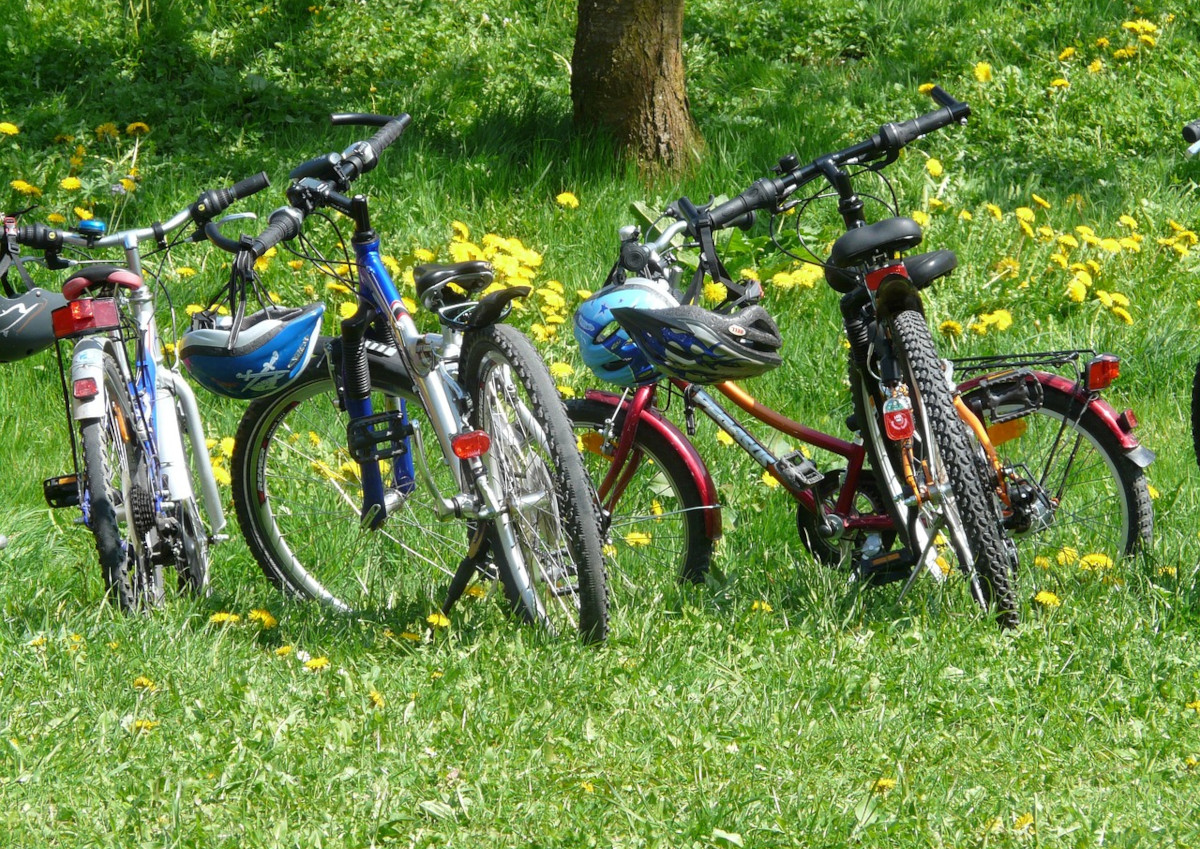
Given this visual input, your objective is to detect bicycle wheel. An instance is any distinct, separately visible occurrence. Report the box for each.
[79,353,162,611]
[962,377,1153,565]
[862,309,1018,626]
[462,324,609,643]
[232,349,469,614]
[566,397,713,595]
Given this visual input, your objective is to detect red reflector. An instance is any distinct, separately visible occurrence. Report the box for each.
[451,429,491,459]
[51,298,120,339]
[1084,354,1120,392]
[1117,409,1138,432]
[72,377,100,399]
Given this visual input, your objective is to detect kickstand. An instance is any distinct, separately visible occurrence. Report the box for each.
[897,514,947,603]
[442,523,492,615]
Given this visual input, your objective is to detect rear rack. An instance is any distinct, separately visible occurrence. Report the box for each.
[950,350,1093,377]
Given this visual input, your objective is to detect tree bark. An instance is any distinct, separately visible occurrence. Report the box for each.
[571,0,702,171]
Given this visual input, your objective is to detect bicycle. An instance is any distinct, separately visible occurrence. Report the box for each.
[1182,117,1200,470]
[186,113,608,641]
[3,175,269,610]
[570,88,1154,627]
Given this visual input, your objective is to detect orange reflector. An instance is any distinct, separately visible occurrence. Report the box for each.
[579,431,605,455]
[72,377,100,399]
[451,429,491,459]
[1085,354,1120,392]
[987,416,1028,447]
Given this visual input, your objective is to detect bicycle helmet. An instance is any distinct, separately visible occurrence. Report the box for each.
[574,278,679,387]
[611,302,783,384]
[180,303,325,400]
[0,288,67,363]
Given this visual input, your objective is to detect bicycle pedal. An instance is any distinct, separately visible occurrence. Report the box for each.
[774,450,825,490]
[43,474,80,509]
[851,549,917,587]
[346,411,414,463]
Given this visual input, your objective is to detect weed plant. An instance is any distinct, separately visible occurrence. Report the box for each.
[1,0,1199,845]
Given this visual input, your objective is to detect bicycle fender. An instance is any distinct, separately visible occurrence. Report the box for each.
[583,389,722,539]
[69,338,110,421]
[959,369,1154,466]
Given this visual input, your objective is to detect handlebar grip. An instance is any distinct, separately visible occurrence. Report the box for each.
[245,207,305,261]
[880,88,971,150]
[708,179,781,230]
[192,171,271,222]
[340,114,412,181]
[1185,120,1200,144]
[14,223,63,251]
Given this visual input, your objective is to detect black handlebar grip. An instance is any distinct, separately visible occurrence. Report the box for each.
[1185,120,1200,144]
[708,179,781,230]
[340,114,412,181]
[880,88,971,150]
[15,223,62,251]
[193,171,271,223]
[248,207,305,260]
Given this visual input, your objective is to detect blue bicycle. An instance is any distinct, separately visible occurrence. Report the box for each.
[183,114,609,641]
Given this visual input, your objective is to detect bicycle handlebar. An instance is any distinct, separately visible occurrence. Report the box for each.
[14,172,271,254]
[1185,119,1200,144]
[706,87,970,230]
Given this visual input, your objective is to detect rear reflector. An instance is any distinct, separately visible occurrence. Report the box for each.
[1084,354,1120,392]
[52,298,120,339]
[451,429,491,459]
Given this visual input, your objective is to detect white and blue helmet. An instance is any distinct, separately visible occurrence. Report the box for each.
[180,303,325,400]
[573,278,679,387]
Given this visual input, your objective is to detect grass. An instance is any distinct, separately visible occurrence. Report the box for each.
[2,0,1200,845]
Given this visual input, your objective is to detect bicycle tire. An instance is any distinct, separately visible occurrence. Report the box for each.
[461,324,609,643]
[566,397,713,593]
[79,353,162,611]
[862,310,1018,626]
[232,348,474,614]
[962,378,1153,564]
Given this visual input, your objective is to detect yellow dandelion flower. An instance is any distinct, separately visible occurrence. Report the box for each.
[1056,546,1079,566]
[624,531,652,547]
[1095,37,1110,48]
[1034,590,1062,608]
[1187,700,1200,712]
[60,176,82,191]
[1049,253,1069,269]
[1147,484,1159,499]
[958,209,973,222]
[985,203,1003,220]
[1113,46,1137,60]
[132,676,157,692]
[1014,813,1035,833]
[716,430,735,446]
[426,612,450,628]
[1111,306,1133,325]
[28,635,47,647]
[400,631,422,642]
[548,362,574,379]
[304,656,331,671]
[248,609,278,629]
[211,462,231,487]
[925,158,944,178]
[939,319,963,338]
[751,599,774,613]
[1099,238,1121,253]
[1050,78,1070,90]
[1031,194,1051,210]
[1118,214,1139,230]
[10,180,41,197]
[1034,556,1051,570]
[47,213,66,225]
[132,719,160,732]
[1079,553,1114,571]
[368,690,385,709]
[873,777,897,794]
[0,122,18,135]
[1088,59,1104,73]
[703,281,727,304]
[450,220,470,241]
[1015,207,1036,223]
[1057,47,1076,61]
[208,612,241,625]
[74,206,92,220]
[993,257,1020,278]
[761,470,780,488]
[1019,220,1035,239]
[1159,565,1177,578]
[928,197,947,211]
[95,122,119,140]
[465,585,486,599]
[555,191,580,209]
[1096,290,1114,308]
[973,62,993,83]
[911,210,931,227]
[275,645,294,657]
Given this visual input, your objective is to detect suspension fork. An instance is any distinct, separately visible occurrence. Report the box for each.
[340,304,388,529]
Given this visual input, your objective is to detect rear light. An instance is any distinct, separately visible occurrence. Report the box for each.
[451,429,491,459]
[1117,409,1138,432]
[72,377,99,399]
[1084,354,1120,392]
[51,298,120,339]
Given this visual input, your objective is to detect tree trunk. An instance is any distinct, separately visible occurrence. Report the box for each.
[571,0,702,172]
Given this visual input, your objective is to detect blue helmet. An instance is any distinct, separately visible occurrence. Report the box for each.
[574,279,679,387]
[180,303,325,400]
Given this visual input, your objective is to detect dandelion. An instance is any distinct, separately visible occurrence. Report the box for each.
[1159,566,1177,578]
[10,180,41,197]
[208,611,241,625]
[873,777,897,794]
[1031,194,1051,210]
[1187,700,1200,713]
[1095,36,1110,49]
[1057,47,1076,61]
[555,191,580,209]
[1148,484,1159,499]
[426,612,450,629]
[47,213,66,225]
[1034,556,1051,569]
[1138,34,1156,48]
[1014,813,1035,834]
[985,203,1003,220]
[1050,78,1070,90]
[274,645,294,657]
[1034,590,1062,608]
[957,209,972,222]
[910,210,931,227]
[939,319,963,338]
[368,690,385,709]
[925,158,944,178]
[751,600,773,613]
[74,206,92,220]
[1122,19,1158,36]
[28,635,46,647]
[465,585,486,599]
[450,220,470,241]
[716,430,735,446]
[60,176,82,191]
[973,62,993,83]
[248,609,278,629]
[993,257,1020,278]
[1113,46,1137,60]
[95,122,119,140]
[624,531,652,547]
[1111,306,1133,325]
[304,656,331,671]
[1080,553,1114,571]
[132,676,157,692]
[126,122,150,136]
[703,281,727,304]
[132,719,160,732]
[1015,207,1036,224]
[400,631,422,642]
[1088,59,1104,73]
[1066,277,1088,303]
[0,122,18,135]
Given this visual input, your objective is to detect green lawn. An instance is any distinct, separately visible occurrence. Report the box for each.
[2,0,1200,845]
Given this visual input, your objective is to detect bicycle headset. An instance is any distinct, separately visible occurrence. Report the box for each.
[574,278,679,387]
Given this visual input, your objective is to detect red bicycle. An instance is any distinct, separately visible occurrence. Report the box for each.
[570,89,1154,626]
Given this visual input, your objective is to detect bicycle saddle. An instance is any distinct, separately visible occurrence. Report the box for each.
[62,265,143,301]
[414,261,494,309]
[828,217,924,269]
